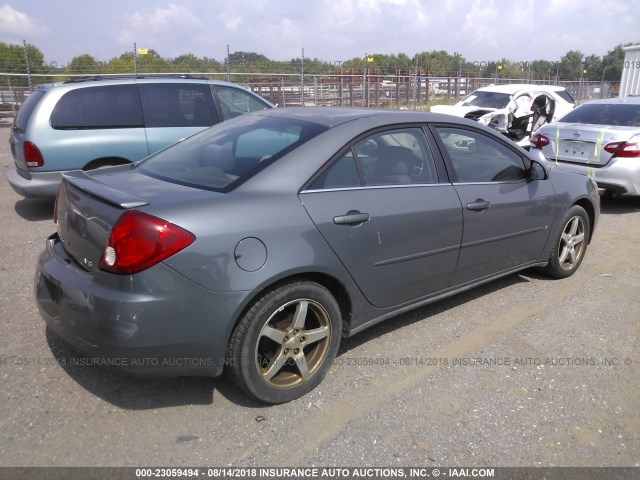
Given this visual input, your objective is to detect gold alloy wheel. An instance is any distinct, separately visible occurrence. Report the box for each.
[558,215,586,271]
[255,298,332,389]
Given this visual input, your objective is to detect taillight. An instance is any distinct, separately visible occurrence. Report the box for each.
[24,141,44,167]
[604,141,640,158]
[99,210,195,274]
[530,133,550,149]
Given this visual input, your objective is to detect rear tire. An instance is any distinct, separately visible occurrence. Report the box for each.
[226,280,342,404]
[542,205,590,279]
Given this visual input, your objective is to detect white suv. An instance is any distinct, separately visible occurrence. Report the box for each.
[431,84,575,148]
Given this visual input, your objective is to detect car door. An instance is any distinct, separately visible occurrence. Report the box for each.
[300,127,463,309]
[430,125,557,287]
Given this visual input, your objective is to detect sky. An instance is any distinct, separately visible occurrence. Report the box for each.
[1,0,639,66]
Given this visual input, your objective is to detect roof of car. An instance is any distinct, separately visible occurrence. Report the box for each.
[32,76,251,90]
[245,106,482,129]
[474,83,566,94]
[61,75,221,84]
[578,96,640,106]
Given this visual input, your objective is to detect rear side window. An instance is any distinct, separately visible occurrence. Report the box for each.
[138,115,328,192]
[14,89,46,131]
[50,85,143,129]
[139,83,218,128]
[309,127,438,189]
[559,103,640,127]
[556,90,576,105]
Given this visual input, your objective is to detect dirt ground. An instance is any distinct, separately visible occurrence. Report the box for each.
[0,126,638,468]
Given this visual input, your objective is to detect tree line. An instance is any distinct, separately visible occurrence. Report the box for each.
[0,41,635,88]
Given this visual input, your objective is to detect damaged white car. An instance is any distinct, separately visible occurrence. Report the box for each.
[431,84,575,148]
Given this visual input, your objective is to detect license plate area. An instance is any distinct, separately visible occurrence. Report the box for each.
[559,140,604,164]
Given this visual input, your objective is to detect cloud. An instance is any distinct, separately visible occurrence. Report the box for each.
[0,3,48,39]
[116,3,203,56]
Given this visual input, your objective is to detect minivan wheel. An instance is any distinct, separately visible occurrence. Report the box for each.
[542,205,590,279]
[226,281,342,404]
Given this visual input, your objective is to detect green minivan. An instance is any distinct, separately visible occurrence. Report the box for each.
[8,76,273,198]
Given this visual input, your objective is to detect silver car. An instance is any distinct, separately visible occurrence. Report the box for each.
[36,108,599,404]
[530,96,640,196]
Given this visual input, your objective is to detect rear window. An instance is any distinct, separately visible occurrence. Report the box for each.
[559,103,640,127]
[50,85,143,129]
[14,89,46,131]
[138,83,218,127]
[556,89,575,105]
[137,115,328,192]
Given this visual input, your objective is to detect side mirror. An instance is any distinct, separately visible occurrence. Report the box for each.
[529,160,547,180]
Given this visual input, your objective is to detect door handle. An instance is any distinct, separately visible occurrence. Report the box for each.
[333,212,370,225]
[466,199,491,211]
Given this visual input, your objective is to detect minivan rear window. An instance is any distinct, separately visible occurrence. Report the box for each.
[560,103,640,127]
[14,89,46,132]
[50,85,144,129]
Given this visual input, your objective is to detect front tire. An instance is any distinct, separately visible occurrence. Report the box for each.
[226,281,342,404]
[542,205,590,279]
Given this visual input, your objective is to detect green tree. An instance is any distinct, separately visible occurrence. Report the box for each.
[601,44,627,81]
[559,50,584,79]
[67,54,102,74]
[107,52,135,74]
[582,54,602,79]
[0,42,48,86]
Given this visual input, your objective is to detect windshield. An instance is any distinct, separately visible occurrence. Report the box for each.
[459,91,511,109]
[137,114,328,192]
[559,103,640,127]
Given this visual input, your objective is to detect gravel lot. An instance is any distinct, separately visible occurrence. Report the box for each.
[0,125,639,468]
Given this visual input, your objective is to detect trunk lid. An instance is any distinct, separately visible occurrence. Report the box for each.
[56,167,213,273]
[548,123,638,166]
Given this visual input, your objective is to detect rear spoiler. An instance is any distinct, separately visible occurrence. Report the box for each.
[62,170,149,209]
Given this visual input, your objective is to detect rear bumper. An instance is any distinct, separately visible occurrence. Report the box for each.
[537,156,640,196]
[36,233,252,377]
[7,167,63,198]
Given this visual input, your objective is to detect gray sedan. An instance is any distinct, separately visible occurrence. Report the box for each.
[36,108,600,404]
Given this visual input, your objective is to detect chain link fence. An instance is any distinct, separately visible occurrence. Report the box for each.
[0,70,613,126]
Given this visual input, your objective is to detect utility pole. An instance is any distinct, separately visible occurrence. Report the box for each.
[300,48,305,106]
[22,40,32,90]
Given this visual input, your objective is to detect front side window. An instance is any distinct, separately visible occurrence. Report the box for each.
[215,85,271,120]
[138,115,327,191]
[434,127,527,183]
[309,127,438,189]
[139,83,217,128]
[50,85,143,129]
